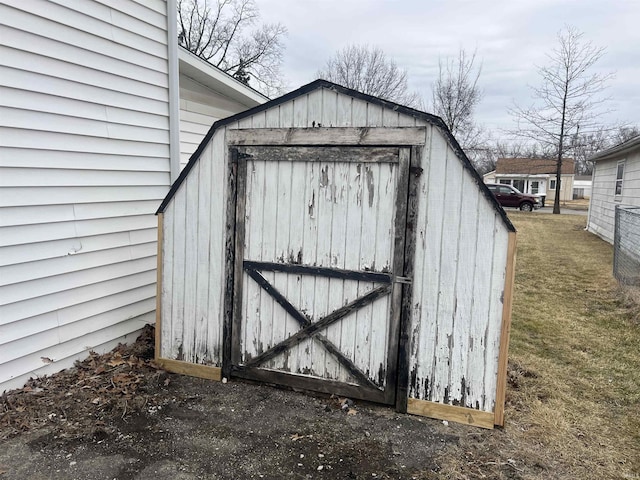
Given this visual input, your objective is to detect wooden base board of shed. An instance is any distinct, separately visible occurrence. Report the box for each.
[407,398,495,429]
[156,358,222,382]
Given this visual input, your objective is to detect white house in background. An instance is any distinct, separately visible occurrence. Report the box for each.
[587,135,640,243]
[483,158,575,206]
[0,0,266,393]
[573,175,593,199]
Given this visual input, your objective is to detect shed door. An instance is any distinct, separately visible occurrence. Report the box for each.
[230,146,409,405]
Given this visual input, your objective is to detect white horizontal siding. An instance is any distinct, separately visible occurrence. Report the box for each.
[1,270,157,326]
[0,149,171,172]
[0,67,169,117]
[0,229,157,267]
[588,152,640,243]
[0,201,161,227]
[0,284,156,346]
[0,0,172,392]
[13,0,167,57]
[178,74,255,168]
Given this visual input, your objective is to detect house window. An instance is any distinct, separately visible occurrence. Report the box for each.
[615,161,625,196]
[499,179,511,185]
[513,179,525,192]
[549,179,557,190]
[531,181,539,194]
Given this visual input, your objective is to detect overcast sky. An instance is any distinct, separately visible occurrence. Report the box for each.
[257,0,640,141]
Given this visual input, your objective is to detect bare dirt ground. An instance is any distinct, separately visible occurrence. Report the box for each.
[0,326,462,480]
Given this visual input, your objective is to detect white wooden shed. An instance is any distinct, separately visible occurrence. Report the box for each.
[156,80,517,428]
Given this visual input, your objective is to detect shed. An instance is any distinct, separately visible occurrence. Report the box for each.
[155,80,516,428]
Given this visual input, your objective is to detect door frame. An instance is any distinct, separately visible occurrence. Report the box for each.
[221,127,425,409]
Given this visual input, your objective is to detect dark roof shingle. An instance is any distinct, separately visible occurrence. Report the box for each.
[496,158,574,175]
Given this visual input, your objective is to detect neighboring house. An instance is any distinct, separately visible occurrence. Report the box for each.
[483,157,575,205]
[178,48,267,169]
[587,135,640,243]
[573,175,593,199]
[0,0,266,393]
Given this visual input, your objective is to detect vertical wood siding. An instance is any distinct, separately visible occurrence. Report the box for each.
[160,131,227,364]
[0,0,171,392]
[160,86,510,414]
[407,130,509,412]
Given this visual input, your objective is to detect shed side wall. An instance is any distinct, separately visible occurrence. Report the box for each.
[0,0,172,392]
[408,131,510,413]
[160,130,227,364]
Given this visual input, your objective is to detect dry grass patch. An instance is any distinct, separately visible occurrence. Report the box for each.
[429,213,640,480]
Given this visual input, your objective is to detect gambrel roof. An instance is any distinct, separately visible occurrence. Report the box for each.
[157,79,514,232]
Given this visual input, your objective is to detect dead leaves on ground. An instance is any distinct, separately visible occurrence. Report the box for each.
[0,325,167,441]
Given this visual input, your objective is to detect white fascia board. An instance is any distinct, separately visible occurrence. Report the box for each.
[494,173,549,178]
[178,47,268,107]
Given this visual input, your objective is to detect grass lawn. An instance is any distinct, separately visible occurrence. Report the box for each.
[431,212,640,479]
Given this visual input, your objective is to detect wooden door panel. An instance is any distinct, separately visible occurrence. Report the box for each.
[231,145,409,404]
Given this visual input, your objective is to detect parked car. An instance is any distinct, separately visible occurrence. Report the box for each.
[485,183,541,211]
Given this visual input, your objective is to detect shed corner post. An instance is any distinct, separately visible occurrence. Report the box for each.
[155,212,164,362]
[222,147,245,380]
[395,146,421,414]
[494,230,517,427]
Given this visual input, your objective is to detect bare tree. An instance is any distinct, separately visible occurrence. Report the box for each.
[431,50,482,138]
[431,49,488,172]
[178,0,286,96]
[573,124,640,175]
[511,26,613,213]
[317,45,421,107]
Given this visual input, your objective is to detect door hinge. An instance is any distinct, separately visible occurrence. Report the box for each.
[393,276,412,284]
[231,150,252,163]
[410,166,423,177]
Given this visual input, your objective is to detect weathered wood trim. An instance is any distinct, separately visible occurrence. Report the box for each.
[384,147,411,406]
[154,212,163,362]
[243,284,391,368]
[244,261,392,283]
[245,268,310,327]
[239,146,400,163]
[229,149,247,372]
[244,269,381,391]
[157,358,222,382]
[227,127,427,146]
[407,398,495,429]
[395,146,421,411]
[494,231,517,427]
[232,366,389,404]
[222,148,239,379]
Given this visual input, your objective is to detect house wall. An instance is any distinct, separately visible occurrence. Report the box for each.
[547,174,574,202]
[159,86,511,414]
[178,75,253,170]
[588,151,640,243]
[0,0,174,392]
